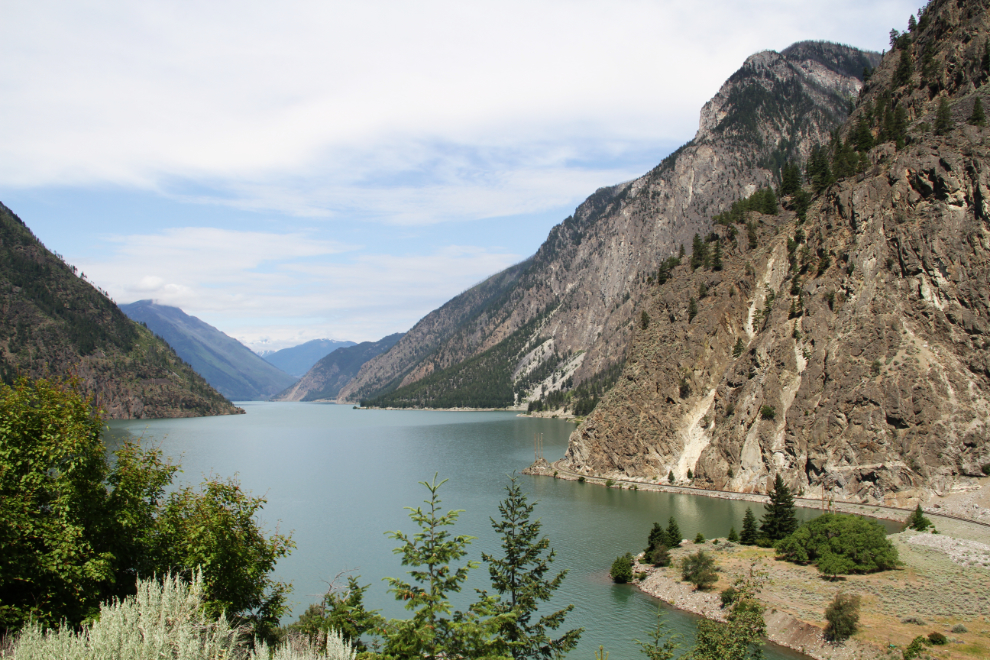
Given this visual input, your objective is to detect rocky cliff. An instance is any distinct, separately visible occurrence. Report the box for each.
[339,41,879,408]
[0,203,242,419]
[274,333,403,402]
[563,0,990,503]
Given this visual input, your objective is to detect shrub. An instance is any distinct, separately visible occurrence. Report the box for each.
[641,310,651,330]
[578,476,586,483]
[927,631,947,645]
[901,616,926,625]
[733,338,745,358]
[727,527,739,543]
[6,572,348,660]
[720,586,740,608]
[760,405,776,420]
[824,592,860,641]
[680,550,718,590]
[636,571,648,581]
[687,468,694,480]
[695,533,705,544]
[903,635,929,660]
[605,479,615,488]
[982,464,990,476]
[951,623,968,633]
[649,545,671,567]
[611,554,634,583]
[906,504,932,531]
[775,513,899,575]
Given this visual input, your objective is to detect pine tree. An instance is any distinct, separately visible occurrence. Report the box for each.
[779,163,802,196]
[905,504,932,531]
[894,49,914,87]
[760,474,798,542]
[647,522,667,553]
[688,297,698,322]
[739,508,759,545]
[711,240,723,271]
[482,477,582,659]
[727,527,739,543]
[666,517,683,548]
[969,97,986,127]
[935,96,954,135]
[384,475,510,659]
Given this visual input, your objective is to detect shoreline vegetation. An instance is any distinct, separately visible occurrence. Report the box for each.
[527,459,990,660]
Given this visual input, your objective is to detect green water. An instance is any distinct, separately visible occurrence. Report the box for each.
[108,402,828,658]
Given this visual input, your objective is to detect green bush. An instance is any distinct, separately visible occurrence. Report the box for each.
[824,592,860,641]
[981,464,990,476]
[680,550,718,590]
[694,533,705,544]
[775,513,899,575]
[0,377,292,638]
[903,635,929,660]
[649,545,671,567]
[605,479,615,488]
[727,527,739,543]
[906,504,932,531]
[720,586,739,608]
[927,631,947,645]
[611,554,634,584]
[760,405,776,420]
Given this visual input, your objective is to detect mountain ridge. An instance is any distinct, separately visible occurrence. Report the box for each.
[340,40,880,411]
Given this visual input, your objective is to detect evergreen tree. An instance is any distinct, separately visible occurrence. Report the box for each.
[894,49,914,87]
[935,96,954,135]
[646,522,667,553]
[384,475,510,659]
[969,97,986,127]
[690,234,707,271]
[779,163,802,196]
[851,115,874,152]
[665,517,683,548]
[482,477,582,659]
[739,508,759,545]
[727,527,739,543]
[711,240,723,271]
[635,606,680,660]
[760,474,798,542]
[983,39,990,76]
[688,297,698,322]
[907,14,917,32]
[905,504,932,531]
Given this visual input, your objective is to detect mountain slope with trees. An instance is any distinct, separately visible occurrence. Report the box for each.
[562,0,990,504]
[120,300,296,401]
[0,203,240,419]
[339,41,879,411]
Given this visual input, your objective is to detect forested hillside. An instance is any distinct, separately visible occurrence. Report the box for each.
[0,202,241,418]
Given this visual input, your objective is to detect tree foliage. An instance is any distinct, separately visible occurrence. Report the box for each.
[775,513,899,575]
[635,606,680,660]
[905,504,932,531]
[610,554,634,584]
[680,550,718,590]
[481,477,582,659]
[739,508,759,546]
[383,475,511,659]
[824,592,860,641]
[759,474,798,542]
[0,377,293,640]
[687,582,765,660]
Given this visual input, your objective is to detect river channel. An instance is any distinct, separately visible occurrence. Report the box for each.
[108,402,821,658]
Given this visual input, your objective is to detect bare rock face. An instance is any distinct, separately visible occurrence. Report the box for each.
[339,41,877,406]
[564,1,990,503]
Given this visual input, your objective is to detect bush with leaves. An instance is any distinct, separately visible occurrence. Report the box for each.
[824,592,860,641]
[611,554,634,584]
[680,550,718,590]
[0,377,292,640]
[689,581,765,660]
[775,513,899,575]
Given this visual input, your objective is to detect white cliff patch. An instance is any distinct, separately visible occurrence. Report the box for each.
[674,387,717,480]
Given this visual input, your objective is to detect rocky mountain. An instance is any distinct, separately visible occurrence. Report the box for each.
[274,333,403,402]
[562,0,990,503]
[261,338,356,378]
[0,203,241,419]
[120,300,296,401]
[339,40,879,408]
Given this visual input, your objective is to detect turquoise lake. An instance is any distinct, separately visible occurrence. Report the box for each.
[108,402,822,658]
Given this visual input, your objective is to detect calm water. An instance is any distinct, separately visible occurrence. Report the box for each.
[108,402,823,658]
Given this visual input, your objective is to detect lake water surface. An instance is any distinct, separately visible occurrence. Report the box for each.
[108,402,822,658]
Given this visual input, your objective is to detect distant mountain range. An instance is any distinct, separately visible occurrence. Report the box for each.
[120,300,296,401]
[0,204,241,419]
[261,339,356,377]
[274,333,403,402]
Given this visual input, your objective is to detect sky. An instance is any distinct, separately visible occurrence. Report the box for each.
[1,0,920,351]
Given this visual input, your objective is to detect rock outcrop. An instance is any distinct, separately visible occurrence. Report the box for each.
[563,0,990,502]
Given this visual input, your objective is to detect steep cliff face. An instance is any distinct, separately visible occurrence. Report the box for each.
[564,0,990,503]
[0,203,242,419]
[339,41,878,407]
